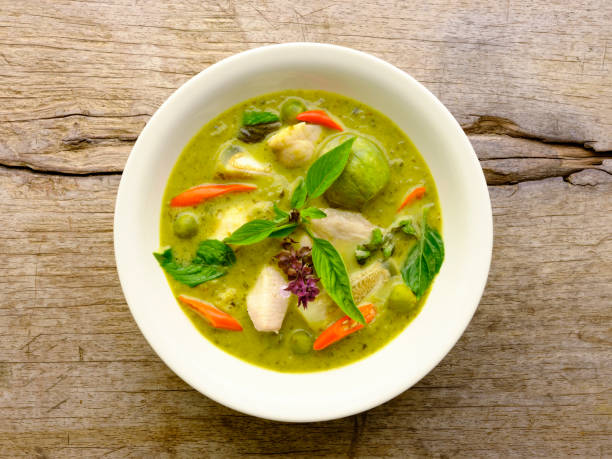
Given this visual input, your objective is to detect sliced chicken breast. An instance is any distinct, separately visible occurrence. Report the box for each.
[247,265,290,332]
[310,208,377,243]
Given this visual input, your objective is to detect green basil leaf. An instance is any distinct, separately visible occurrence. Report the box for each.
[305,138,355,199]
[401,213,444,298]
[269,223,299,238]
[242,111,280,126]
[290,179,308,209]
[154,248,226,287]
[224,219,278,245]
[301,207,327,219]
[195,240,236,266]
[311,236,365,325]
[273,203,289,223]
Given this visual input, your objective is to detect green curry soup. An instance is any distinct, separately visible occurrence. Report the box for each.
[157,89,443,372]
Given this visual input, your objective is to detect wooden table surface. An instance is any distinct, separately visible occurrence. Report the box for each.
[1,1,611,457]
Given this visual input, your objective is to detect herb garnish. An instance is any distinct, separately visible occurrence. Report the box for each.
[223,138,356,246]
[238,111,281,143]
[401,209,444,298]
[223,137,366,324]
[154,240,236,287]
[275,239,319,309]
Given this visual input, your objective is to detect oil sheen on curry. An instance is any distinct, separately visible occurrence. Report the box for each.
[156,90,444,372]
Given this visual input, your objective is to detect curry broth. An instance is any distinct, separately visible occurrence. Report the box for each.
[159,90,441,372]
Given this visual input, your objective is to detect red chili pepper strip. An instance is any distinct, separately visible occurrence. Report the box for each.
[397,186,426,212]
[296,110,343,131]
[178,295,243,331]
[170,183,257,207]
[313,304,377,351]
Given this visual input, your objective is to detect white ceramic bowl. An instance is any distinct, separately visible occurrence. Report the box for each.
[114,43,492,422]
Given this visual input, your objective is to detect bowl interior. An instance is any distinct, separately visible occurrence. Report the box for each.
[114,44,492,422]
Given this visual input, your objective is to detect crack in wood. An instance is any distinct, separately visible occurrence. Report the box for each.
[0,162,122,177]
[6,112,151,123]
[62,135,138,146]
[463,115,610,153]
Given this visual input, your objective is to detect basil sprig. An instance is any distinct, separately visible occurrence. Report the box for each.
[154,240,236,287]
[221,137,365,323]
[224,138,356,246]
[401,210,444,298]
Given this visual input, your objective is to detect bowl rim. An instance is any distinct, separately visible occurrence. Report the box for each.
[114,42,493,422]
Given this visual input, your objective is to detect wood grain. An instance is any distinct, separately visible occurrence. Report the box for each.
[1,0,611,457]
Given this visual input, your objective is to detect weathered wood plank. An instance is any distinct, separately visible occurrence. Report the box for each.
[0,168,610,457]
[0,0,611,174]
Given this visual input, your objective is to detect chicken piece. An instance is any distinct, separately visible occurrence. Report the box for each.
[267,122,322,168]
[298,261,391,332]
[310,208,377,243]
[215,144,271,179]
[211,206,248,240]
[224,152,270,177]
[247,266,290,332]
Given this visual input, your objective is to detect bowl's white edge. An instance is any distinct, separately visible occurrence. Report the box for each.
[113,42,493,422]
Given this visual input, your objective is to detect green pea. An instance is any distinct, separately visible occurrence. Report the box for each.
[280,98,306,124]
[173,212,199,239]
[386,283,417,312]
[289,329,313,355]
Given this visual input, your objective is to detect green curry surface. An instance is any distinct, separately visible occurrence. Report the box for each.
[159,90,441,372]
